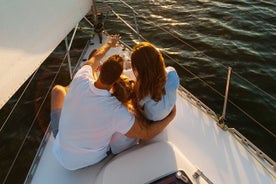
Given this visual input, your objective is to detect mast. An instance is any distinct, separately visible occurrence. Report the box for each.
[91,0,98,24]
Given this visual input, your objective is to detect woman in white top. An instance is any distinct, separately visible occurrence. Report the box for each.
[110,42,179,153]
[131,42,179,121]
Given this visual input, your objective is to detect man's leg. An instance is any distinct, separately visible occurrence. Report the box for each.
[50,85,68,138]
[51,85,68,111]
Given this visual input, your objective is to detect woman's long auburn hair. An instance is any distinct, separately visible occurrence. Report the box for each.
[131,42,166,102]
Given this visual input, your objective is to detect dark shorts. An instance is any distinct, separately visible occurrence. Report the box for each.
[50,109,61,138]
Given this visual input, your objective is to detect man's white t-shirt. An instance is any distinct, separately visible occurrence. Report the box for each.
[53,65,135,170]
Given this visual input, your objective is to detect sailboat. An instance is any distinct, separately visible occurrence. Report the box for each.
[1,0,275,183]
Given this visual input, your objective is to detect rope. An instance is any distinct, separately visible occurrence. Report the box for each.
[0,70,39,132]
[111,10,147,41]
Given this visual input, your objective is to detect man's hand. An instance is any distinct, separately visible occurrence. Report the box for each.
[125,105,177,141]
[84,34,121,71]
[107,34,120,48]
[169,105,176,118]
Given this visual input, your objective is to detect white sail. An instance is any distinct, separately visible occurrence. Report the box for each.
[0,0,91,108]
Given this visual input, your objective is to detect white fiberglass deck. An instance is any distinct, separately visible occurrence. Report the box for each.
[26,34,275,184]
[27,90,275,184]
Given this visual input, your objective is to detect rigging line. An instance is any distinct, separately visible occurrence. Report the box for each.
[228,98,276,138]
[113,0,213,66]
[2,51,68,184]
[110,8,227,101]
[111,10,147,42]
[166,54,276,138]
[115,0,275,101]
[164,53,225,100]
[110,9,226,99]
[117,0,138,15]
[110,7,275,135]
[111,11,204,86]
[112,4,276,139]
[135,13,276,101]
[112,6,275,134]
[232,71,276,101]
[0,69,39,132]
[84,16,94,27]
[110,10,226,102]
[108,9,268,137]
[150,34,275,137]
[67,24,79,51]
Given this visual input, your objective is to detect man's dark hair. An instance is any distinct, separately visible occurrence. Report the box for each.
[99,55,124,85]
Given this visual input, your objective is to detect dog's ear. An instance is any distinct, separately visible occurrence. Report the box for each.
[112,76,134,104]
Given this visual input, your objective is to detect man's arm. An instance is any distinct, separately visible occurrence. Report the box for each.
[125,105,176,141]
[84,34,120,72]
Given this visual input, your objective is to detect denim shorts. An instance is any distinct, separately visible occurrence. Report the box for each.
[50,109,61,138]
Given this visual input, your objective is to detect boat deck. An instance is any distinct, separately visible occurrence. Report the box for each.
[26,34,276,184]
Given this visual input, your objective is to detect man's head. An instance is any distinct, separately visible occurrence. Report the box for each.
[99,54,124,86]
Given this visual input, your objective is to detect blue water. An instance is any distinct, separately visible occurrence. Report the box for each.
[0,0,275,183]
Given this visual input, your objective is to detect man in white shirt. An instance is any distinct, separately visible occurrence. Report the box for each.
[50,35,176,170]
